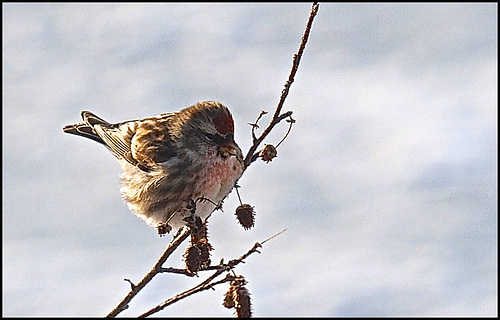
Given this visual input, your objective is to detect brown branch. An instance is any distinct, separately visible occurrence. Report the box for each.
[157,267,195,276]
[105,2,319,317]
[249,110,268,143]
[107,226,285,318]
[106,227,191,318]
[138,237,274,317]
[243,2,320,169]
[275,115,296,149]
[138,273,234,318]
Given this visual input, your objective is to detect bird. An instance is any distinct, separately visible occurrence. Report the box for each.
[63,101,244,235]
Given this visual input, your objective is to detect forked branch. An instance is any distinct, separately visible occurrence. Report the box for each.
[243,2,319,169]
[106,3,319,317]
[106,228,191,317]
[137,231,285,317]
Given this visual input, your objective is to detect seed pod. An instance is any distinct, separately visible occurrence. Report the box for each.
[259,144,277,163]
[197,240,212,270]
[235,286,252,318]
[235,204,255,230]
[184,240,213,274]
[184,244,202,274]
[156,222,171,236]
[225,275,252,318]
[184,215,205,243]
[223,287,236,309]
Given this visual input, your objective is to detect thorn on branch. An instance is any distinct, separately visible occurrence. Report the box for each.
[124,278,136,291]
[277,111,294,123]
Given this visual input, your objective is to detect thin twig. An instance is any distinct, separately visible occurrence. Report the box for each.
[106,227,191,318]
[249,110,268,143]
[260,228,288,245]
[275,115,295,149]
[157,267,195,276]
[105,3,319,317]
[234,184,244,206]
[138,270,230,318]
[138,230,284,317]
[243,2,319,169]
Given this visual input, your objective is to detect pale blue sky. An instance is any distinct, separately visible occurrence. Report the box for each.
[3,3,497,317]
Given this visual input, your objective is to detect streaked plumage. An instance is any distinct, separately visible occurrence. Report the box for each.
[63,101,244,233]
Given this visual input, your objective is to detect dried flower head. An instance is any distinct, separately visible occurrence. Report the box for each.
[156,222,172,237]
[184,241,212,274]
[223,275,252,318]
[235,286,252,318]
[259,144,278,163]
[223,289,236,309]
[235,204,255,230]
[184,244,201,274]
[183,214,209,243]
[197,240,212,269]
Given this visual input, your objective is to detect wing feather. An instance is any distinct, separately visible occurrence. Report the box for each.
[64,111,178,171]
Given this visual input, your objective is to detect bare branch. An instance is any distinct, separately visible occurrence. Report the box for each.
[275,115,296,149]
[105,3,319,317]
[276,110,294,123]
[248,110,268,143]
[157,267,195,276]
[260,228,288,245]
[106,227,191,318]
[138,271,232,318]
[243,2,320,169]
[138,231,284,317]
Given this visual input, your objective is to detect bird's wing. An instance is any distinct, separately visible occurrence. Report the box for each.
[92,122,138,167]
[64,111,179,171]
[129,116,178,171]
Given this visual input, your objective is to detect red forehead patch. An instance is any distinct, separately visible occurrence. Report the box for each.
[213,111,234,136]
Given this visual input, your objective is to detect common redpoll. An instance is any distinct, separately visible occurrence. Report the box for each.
[63,101,244,234]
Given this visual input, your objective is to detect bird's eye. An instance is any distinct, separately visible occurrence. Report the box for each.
[204,132,225,144]
[204,132,234,146]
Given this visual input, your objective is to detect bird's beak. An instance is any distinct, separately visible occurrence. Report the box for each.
[218,140,240,157]
[216,133,241,158]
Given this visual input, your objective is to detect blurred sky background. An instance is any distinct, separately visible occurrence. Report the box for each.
[2,2,497,317]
